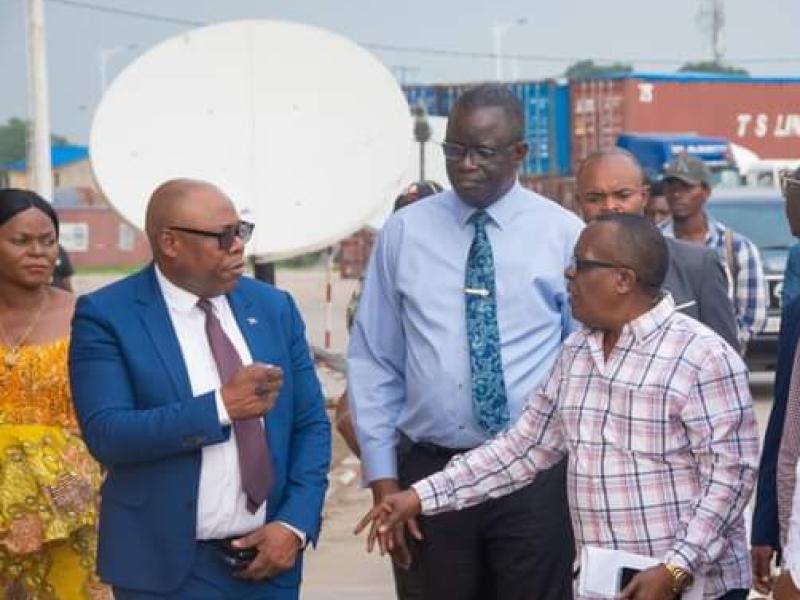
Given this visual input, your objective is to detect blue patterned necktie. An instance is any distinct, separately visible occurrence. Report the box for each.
[465,210,509,435]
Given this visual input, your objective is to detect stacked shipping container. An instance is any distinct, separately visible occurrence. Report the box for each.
[403,81,572,177]
[570,72,800,171]
[404,73,800,179]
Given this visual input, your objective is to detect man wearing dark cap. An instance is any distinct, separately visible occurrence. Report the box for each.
[660,154,767,347]
[358,214,758,600]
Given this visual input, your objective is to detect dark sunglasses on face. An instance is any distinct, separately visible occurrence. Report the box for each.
[168,220,255,250]
[440,140,519,164]
[569,256,634,273]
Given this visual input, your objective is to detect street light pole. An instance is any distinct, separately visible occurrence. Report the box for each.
[412,101,432,181]
[25,0,53,200]
[491,18,527,81]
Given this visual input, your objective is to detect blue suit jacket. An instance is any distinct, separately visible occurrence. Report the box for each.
[69,266,331,593]
[752,295,800,549]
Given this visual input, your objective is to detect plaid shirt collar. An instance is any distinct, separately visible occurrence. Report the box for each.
[704,214,728,248]
[586,293,675,348]
[660,213,727,247]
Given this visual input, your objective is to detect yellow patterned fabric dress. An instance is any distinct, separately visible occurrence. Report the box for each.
[0,338,109,600]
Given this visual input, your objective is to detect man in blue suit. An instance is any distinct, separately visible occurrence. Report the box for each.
[69,179,331,599]
[751,168,800,595]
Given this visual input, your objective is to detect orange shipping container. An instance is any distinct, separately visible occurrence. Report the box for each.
[570,74,800,171]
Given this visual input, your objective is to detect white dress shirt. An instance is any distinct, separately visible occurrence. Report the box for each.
[156,267,267,539]
[155,268,305,546]
[785,460,800,588]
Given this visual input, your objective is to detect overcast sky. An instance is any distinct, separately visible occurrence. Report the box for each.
[1,0,799,143]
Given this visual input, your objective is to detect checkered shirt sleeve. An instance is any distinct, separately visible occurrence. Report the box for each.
[412,356,568,514]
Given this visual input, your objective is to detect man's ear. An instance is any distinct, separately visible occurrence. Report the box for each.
[513,141,529,165]
[156,230,179,258]
[615,267,637,295]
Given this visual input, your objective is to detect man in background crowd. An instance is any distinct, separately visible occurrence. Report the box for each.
[644,179,671,225]
[574,148,738,350]
[660,154,767,347]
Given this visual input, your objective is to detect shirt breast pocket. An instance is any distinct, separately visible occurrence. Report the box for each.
[605,387,687,457]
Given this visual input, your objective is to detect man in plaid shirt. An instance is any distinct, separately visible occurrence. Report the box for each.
[659,154,767,346]
[357,214,758,600]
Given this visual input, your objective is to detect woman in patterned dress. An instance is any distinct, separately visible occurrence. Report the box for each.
[0,188,108,599]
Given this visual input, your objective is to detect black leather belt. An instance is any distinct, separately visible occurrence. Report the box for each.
[397,431,473,459]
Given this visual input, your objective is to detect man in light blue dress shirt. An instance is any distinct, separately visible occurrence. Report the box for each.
[348,84,583,600]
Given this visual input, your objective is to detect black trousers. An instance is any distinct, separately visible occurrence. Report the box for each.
[397,438,575,600]
[717,591,748,600]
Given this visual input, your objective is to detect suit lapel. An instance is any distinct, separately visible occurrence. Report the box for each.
[135,266,194,401]
[227,283,268,363]
[227,283,279,444]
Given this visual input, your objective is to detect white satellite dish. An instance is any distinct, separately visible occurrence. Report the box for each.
[366,115,450,231]
[90,20,411,260]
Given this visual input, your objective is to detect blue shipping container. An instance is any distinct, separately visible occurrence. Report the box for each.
[402,81,572,176]
[403,85,438,116]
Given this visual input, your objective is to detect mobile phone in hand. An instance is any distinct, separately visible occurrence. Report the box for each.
[618,567,641,591]
[216,539,258,570]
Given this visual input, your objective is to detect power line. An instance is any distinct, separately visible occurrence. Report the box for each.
[45,0,800,67]
[46,0,205,27]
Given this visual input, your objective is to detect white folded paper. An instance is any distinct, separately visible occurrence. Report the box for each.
[578,545,705,599]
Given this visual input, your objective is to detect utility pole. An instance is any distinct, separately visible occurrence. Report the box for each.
[25,0,53,200]
[698,0,726,63]
[491,18,526,81]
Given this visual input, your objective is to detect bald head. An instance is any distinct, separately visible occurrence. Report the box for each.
[575,149,649,222]
[145,178,246,297]
[576,148,645,186]
[145,178,227,241]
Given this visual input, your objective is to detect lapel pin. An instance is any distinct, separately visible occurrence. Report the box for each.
[247,317,258,325]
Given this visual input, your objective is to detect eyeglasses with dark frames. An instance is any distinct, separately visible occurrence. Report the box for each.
[440,140,520,164]
[570,257,635,273]
[168,220,254,250]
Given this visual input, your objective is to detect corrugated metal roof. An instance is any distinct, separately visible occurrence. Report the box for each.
[2,144,89,172]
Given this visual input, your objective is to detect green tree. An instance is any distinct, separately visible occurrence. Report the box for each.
[678,61,749,76]
[565,59,633,80]
[0,118,71,165]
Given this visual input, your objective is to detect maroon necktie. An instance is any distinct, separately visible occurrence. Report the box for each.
[197,298,274,513]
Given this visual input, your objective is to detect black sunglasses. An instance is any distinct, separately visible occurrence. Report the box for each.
[168,220,254,250]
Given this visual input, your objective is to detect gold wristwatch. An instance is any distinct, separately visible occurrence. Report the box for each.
[663,563,693,594]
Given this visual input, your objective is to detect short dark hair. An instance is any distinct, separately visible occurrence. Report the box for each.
[0,188,59,235]
[451,84,524,141]
[594,212,668,295]
[648,178,665,197]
